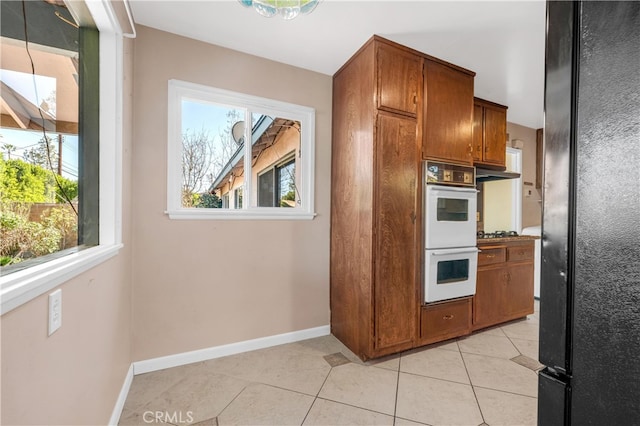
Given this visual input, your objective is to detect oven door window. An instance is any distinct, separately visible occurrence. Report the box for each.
[436,198,469,222]
[437,259,470,284]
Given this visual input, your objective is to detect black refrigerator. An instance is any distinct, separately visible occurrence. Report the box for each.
[538,1,640,425]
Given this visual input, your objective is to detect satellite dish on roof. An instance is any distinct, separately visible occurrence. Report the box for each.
[231,121,245,145]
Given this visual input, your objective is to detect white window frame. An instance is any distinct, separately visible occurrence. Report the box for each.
[166,79,316,220]
[0,0,124,315]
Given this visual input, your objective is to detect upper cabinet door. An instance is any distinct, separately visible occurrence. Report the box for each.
[376,44,422,117]
[483,106,507,166]
[473,98,508,169]
[423,59,474,164]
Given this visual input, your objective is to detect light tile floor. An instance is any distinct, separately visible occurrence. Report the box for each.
[120,301,541,426]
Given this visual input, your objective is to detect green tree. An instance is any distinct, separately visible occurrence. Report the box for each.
[0,157,77,204]
[195,192,222,208]
[182,128,213,207]
[24,135,59,173]
[0,157,56,203]
[1,143,17,160]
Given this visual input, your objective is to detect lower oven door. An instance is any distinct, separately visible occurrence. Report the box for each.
[425,247,478,303]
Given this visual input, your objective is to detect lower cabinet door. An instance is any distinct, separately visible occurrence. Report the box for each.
[505,263,535,316]
[473,267,507,329]
[373,113,419,354]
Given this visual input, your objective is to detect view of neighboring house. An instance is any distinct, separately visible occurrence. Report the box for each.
[208,116,301,209]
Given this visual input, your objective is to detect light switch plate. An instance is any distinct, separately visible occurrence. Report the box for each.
[48,289,62,335]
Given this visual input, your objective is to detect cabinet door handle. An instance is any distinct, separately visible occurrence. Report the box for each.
[443,314,454,320]
[485,254,496,258]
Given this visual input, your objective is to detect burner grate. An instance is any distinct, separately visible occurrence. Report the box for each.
[477,230,519,239]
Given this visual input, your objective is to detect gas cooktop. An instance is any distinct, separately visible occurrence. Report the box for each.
[477,230,519,239]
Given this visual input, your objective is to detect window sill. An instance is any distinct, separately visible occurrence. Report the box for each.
[0,244,123,315]
[165,209,317,221]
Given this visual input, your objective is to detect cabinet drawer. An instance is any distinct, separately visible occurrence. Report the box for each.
[507,244,534,262]
[478,247,506,266]
[421,298,471,343]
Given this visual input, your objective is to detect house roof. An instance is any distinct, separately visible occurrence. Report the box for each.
[1,0,79,135]
[209,116,298,193]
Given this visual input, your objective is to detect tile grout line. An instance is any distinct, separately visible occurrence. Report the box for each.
[315,396,397,419]
[214,381,251,422]
[393,355,402,424]
[299,362,335,425]
[472,384,539,399]
[459,346,486,425]
[398,369,473,386]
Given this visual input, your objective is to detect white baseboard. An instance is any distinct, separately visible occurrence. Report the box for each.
[132,325,330,375]
[109,363,134,426]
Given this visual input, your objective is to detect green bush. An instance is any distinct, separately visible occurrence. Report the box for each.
[0,204,68,265]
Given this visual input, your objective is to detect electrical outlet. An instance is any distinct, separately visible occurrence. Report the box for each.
[48,289,62,335]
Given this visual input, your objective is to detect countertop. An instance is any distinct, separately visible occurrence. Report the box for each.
[477,235,540,244]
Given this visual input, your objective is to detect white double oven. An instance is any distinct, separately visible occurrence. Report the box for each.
[424,161,478,303]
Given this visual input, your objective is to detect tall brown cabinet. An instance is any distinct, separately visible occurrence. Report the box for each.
[330,36,476,360]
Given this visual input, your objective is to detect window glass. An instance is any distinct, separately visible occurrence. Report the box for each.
[258,168,274,207]
[0,1,87,273]
[234,187,243,209]
[276,159,296,207]
[168,80,315,219]
[181,99,243,209]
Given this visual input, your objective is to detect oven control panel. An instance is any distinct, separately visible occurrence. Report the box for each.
[425,161,475,187]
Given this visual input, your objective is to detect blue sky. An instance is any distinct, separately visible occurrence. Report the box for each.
[0,128,78,180]
[182,98,239,136]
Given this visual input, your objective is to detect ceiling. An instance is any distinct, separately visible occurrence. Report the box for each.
[129,0,546,129]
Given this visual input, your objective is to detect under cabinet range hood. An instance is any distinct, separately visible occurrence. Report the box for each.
[475,167,520,182]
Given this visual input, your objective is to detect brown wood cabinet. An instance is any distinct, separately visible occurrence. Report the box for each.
[473,240,535,330]
[419,297,472,345]
[472,98,508,169]
[331,36,483,361]
[423,60,475,164]
[377,44,422,117]
[331,36,422,360]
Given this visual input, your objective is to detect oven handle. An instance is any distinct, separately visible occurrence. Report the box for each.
[429,247,479,256]
[428,185,479,194]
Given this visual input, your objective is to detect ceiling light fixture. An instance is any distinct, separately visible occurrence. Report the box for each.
[238,0,320,20]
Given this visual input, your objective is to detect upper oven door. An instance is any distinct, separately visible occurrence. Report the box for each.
[425,185,477,249]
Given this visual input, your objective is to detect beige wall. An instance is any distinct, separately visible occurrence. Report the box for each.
[0,38,135,425]
[131,26,332,361]
[481,122,542,232]
[508,122,542,228]
[483,177,514,233]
